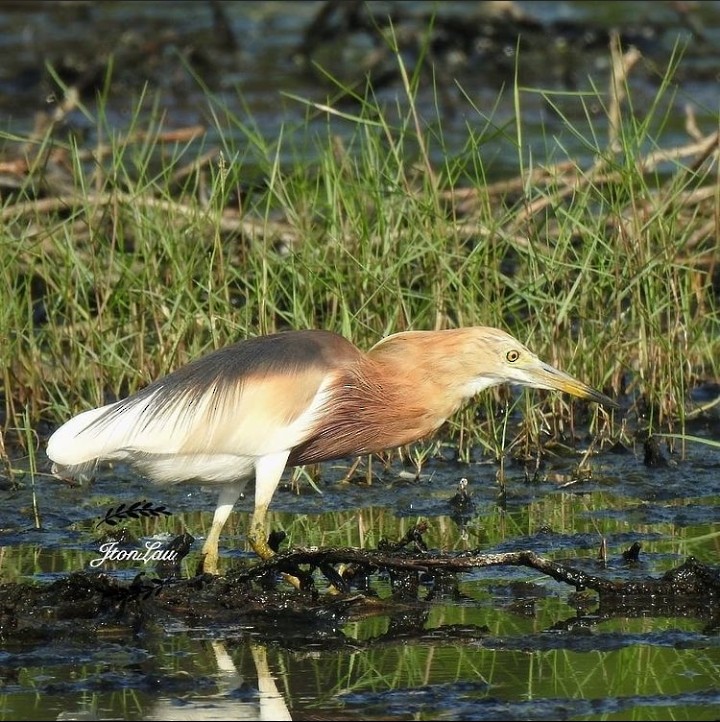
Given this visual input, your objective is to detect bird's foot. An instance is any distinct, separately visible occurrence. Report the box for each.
[247,524,307,591]
[247,525,276,561]
[198,550,220,576]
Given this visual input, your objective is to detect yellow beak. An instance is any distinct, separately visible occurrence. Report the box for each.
[528,360,619,408]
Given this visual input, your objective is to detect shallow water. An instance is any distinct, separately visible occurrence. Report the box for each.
[1,430,719,721]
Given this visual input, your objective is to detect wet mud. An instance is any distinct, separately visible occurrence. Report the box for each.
[2,525,719,647]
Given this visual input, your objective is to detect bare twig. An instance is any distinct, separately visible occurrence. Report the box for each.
[234,547,720,600]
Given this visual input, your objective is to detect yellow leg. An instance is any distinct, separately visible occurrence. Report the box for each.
[246,505,274,561]
[245,506,301,590]
[201,486,242,575]
[247,493,305,590]
[248,451,291,563]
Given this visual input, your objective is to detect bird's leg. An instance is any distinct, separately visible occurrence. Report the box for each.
[248,451,305,590]
[247,450,291,561]
[201,485,242,575]
[247,500,303,591]
[246,501,273,561]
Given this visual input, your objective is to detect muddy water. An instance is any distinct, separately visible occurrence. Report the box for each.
[1,431,719,720]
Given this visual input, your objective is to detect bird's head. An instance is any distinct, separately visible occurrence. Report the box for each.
[458,327,617,406]
[369,327,618,408]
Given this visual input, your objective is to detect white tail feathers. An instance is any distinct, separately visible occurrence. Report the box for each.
[45,388,204,481]
[46,392,262,486]
[46,402,127,470]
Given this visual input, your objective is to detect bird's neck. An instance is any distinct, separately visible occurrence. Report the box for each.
[289,353,467,467]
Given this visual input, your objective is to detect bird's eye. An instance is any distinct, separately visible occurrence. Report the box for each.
[506,349,520,363]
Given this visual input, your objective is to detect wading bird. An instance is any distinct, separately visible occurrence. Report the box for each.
[47,327,616,574]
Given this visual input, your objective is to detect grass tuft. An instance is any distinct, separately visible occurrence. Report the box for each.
[1,36,718,468]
